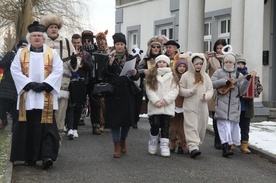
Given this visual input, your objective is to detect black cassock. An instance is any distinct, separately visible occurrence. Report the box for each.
[10,109,59,163]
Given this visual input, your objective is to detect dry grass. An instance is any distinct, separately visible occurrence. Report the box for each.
[0,130,11,182]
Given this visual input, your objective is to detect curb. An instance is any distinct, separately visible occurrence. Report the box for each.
[206,127,276,164]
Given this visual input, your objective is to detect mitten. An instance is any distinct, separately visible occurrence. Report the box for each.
[246,74,251,81]
[70,53,77,67]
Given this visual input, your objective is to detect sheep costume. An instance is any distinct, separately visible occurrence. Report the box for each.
[179,53,214,153]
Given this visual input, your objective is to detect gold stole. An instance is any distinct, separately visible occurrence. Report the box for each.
[19,45,54,123]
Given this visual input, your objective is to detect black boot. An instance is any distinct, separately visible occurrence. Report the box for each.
[222,143,233,157]
[93,128,101,135]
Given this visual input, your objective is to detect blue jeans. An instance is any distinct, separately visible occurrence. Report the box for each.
[111,127,130,142]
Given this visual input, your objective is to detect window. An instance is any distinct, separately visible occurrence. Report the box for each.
[129,31,138,49]
[218,17,230,42]
[159,25,173,39]
[204,20,212,51]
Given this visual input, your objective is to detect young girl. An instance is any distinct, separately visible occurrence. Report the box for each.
[146,55,179,157]
[205,39,227,149]
[169,53,189,154]
[211,45,251,157]
[179,53,213,158]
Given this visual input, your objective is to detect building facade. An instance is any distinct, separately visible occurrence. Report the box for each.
[115,0,276,112]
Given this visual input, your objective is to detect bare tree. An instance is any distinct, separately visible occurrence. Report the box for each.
[0,0,89,51]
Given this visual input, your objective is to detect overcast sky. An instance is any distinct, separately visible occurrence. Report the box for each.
[84,0,115,46]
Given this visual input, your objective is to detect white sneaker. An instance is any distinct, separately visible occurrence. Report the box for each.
[73,130,79,138]
[160,138,170,157]
[67,129,74,140]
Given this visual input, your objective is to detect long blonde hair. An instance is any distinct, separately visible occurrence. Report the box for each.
[146,65,179,91]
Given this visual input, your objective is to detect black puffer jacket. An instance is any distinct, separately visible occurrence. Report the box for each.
[0,51,17,101]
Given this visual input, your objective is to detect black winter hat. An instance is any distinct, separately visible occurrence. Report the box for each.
[113,33,126,45]
[164,40,180,49]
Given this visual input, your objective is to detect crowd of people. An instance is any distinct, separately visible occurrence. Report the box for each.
[0,14,258,169]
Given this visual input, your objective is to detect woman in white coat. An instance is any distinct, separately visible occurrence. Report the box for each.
[179,53,213,158]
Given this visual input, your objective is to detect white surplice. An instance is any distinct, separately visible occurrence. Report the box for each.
[11,44,63,110]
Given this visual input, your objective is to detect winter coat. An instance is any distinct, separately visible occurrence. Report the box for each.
[102,54,139,128]
[44,35,80,99]
[206,55,222,112]
[211,62,251,123]
[237,66,254,118]
[0,51,17,101]
[69,53,94,106]
[146,67,179,117]
[179,54,213,137]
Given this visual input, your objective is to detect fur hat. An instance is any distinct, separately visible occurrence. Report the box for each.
[40,14,63,30]
[131,47,143,59]
[113,32,126,45]
[236,53,246,64]
[164,40,180,49]
[82,30,94,43]
[155,55,170,66]
[27,21,46,33]
[146,37,163,56]
[95,30,108,44]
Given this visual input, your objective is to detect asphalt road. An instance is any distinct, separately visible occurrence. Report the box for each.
[12,118,276,183]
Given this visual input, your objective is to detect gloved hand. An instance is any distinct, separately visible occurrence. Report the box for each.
[190,87,197,94]
[226,80,231,86]
[23,82,39,91]
[246,74,251,81]
[33,83,47,93]
[83,45,95,51]
[70,53,77,67]
[43,82,53,93]
[33,82,53,93]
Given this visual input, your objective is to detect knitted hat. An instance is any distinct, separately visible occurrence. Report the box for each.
[224,54,236,63]
[27,21,46,33]
[236,53,246,64]
[40,14,63,30]
[175,59,188,70]
[82,30,94,43]
[146,37,162,56]
[155,55,170,66]
[113,32,126,45]
[131,47,143,59]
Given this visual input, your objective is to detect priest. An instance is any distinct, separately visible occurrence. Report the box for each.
[10,21,63,169]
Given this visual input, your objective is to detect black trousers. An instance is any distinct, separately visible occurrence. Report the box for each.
[149,114,170,138]
[66,103,82,130]
[239,111,250,141]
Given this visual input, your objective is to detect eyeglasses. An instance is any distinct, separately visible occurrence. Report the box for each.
[84,39,91,43]
[151,45,160,49]
[31,34,43,38]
